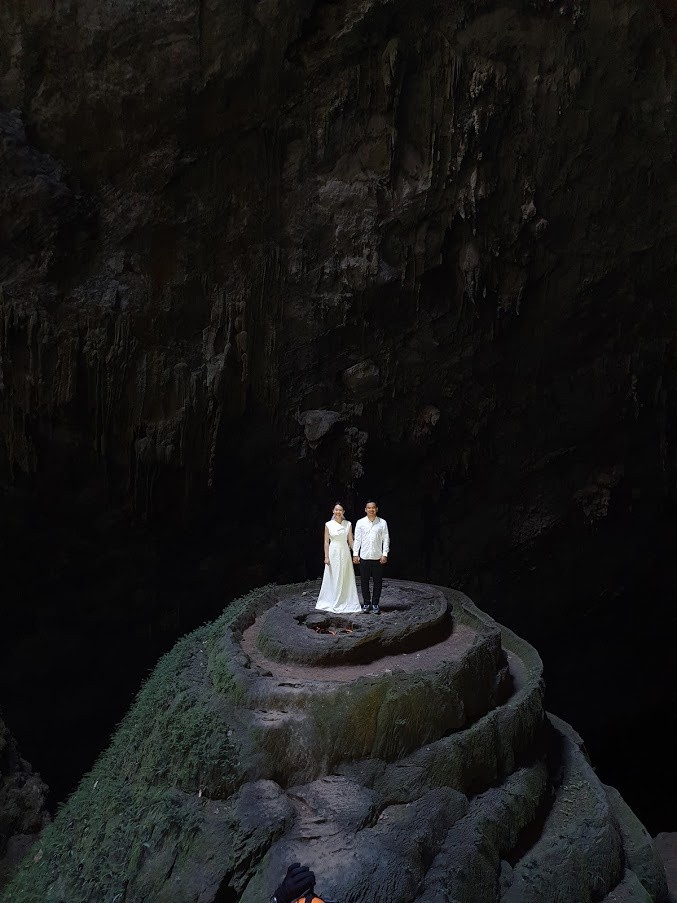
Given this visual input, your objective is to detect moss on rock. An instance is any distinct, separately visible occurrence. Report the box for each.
[1,587,275,903]
[1,583,668,903]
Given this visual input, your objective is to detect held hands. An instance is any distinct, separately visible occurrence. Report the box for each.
[353,556,360,564]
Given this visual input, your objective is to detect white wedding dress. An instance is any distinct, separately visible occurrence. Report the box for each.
[316,519,362,613]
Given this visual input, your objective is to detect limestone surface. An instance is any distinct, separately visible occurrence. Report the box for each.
[255,581,453,665]
[1,582,669,902]
[654,833,677,903]
[1,0,676,825]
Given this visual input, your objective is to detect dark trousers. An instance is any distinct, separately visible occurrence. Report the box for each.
[359,558,383,605]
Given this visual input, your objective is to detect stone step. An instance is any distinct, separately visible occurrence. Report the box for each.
[600,869,654,903]
[501,735,622,901]
[418,762,550,903]
[654,833,677,903]
[215,581,526,786]
[603,783,669,903]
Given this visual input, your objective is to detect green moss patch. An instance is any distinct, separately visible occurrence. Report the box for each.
[1,586,275,903]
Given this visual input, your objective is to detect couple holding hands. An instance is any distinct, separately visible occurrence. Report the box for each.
[316,500,390,615]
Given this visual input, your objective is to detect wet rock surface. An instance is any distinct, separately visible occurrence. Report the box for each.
[1,582,669,903]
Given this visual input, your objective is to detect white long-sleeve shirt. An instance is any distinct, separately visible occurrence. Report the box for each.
[353,516,390,560]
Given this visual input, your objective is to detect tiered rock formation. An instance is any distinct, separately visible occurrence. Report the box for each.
[0,717,49,890]
[1,583,668,902]
[2,0,676,823]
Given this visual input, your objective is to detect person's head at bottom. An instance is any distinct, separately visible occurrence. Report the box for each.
[271,863,332,903]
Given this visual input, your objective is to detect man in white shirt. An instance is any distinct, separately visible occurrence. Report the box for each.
[353,500,390,614]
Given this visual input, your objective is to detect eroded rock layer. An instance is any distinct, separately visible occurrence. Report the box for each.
[1,582,668,902]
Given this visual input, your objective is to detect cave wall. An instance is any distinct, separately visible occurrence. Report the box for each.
[1,0,674,537]
[0,0,675,820]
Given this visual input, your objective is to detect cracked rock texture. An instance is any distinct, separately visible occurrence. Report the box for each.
[0,582,669,902]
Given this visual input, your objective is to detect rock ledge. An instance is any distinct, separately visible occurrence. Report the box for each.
[1,581,669,903]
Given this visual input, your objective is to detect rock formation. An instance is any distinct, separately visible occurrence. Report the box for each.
[654,834,677,901]
[1,582,669,902]
[0,717,49,891]
[0,0,675,848]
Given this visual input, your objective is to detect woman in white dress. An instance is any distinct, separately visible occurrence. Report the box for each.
[316,503,362,613]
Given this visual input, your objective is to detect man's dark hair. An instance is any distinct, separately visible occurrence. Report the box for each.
[365,500,378,507]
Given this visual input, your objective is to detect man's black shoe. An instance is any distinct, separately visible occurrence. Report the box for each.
[371,604,381,614]
[361,603,371,612]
